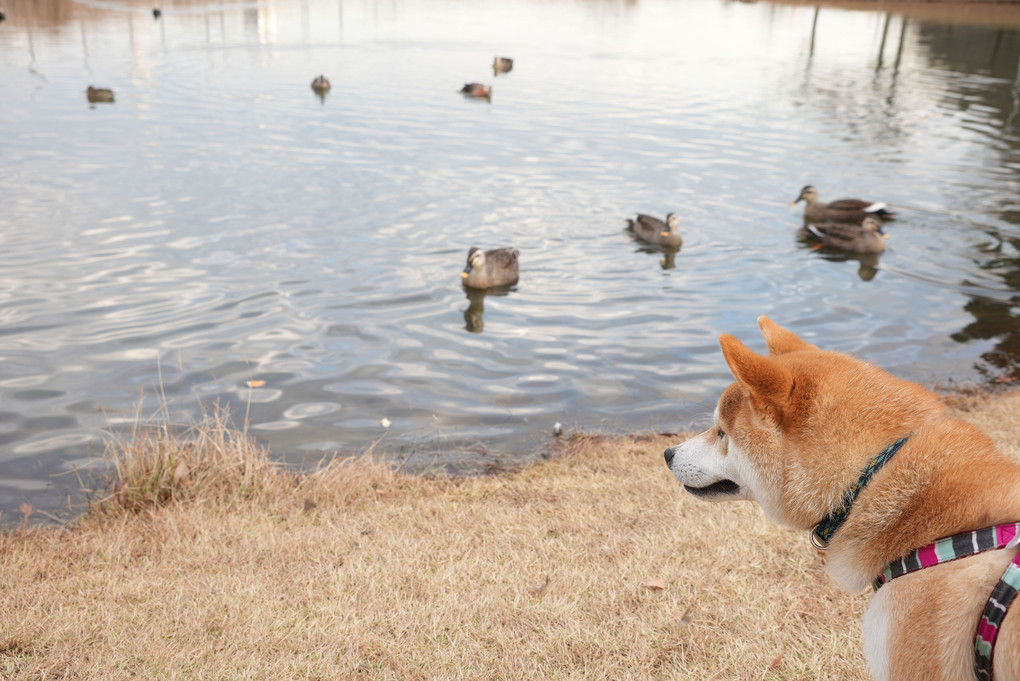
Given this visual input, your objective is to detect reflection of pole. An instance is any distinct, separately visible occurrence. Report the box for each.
[808,6,819,60]
[339,0,344,42]
[81,20,93,77]
[1006,54,1020,129]
[25,0,47,84]
[892,17,906,75]
[876,13,890,71]
[990,30,1004,71]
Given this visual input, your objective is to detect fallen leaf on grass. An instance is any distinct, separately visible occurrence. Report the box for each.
[213,637,225,652]
[769,652,785,669]
[246,380,265,388]
[643,577,667,591]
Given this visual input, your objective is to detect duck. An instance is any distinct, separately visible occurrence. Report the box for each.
[311,75,331,94]
[461,247,519,289]
[86,86,115,103]
[460,83,492,100]
[626,213,683,247]
[793,185,895,223]
[493,57,513,73]
[805,216,887,254]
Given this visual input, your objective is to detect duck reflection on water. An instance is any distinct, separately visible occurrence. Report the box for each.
[635,243,680,271]
[462,284,515,334]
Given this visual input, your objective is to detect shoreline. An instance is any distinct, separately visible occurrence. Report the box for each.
[764,0,1020,27]
[1,388,1017,679]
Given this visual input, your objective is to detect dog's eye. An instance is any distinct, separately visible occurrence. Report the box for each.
[717,427,725,439]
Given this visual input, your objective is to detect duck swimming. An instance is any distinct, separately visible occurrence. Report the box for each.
[793,185,895,223]
[460,83,492,100]
[626,213,683,247]
[86,86,115,103]
[311,75,331,94]
[805,216,887,254]
[493,57,513,73]
[461,247,519,289]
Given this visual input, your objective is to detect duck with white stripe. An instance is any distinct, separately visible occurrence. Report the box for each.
[793,185,895,224]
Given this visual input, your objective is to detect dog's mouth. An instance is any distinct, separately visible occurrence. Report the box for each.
[684,479,741,498]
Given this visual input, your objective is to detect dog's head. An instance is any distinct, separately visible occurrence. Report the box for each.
[664,316,941,529]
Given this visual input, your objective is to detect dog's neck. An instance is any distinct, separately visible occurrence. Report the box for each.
[821,418,1020,593]
[810,435,912,551]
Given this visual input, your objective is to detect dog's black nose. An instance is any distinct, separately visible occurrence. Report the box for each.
[663,447,675,465]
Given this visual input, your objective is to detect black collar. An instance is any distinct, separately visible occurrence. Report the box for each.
[810,435,912,550]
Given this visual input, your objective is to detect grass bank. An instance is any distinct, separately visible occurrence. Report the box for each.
[2,390,1019,680]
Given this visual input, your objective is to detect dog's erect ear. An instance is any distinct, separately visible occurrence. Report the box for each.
[720,333,795,425]
[758,316,817,356]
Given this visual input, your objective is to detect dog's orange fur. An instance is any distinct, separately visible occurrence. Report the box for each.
[693,317,1020,681]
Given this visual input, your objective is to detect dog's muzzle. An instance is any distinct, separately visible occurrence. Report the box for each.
[663,445,741,498]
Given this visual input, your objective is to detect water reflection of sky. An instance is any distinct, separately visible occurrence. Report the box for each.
[1,0,1020,523]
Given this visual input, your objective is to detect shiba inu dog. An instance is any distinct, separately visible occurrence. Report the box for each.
[664,317,1020,681]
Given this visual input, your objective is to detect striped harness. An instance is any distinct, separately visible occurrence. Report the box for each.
[875,523,1020,681]
[809,435,1020,680]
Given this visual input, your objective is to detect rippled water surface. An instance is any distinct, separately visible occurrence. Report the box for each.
[2,0,1020,523]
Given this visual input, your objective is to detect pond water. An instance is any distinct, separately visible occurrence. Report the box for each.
[2,0,1020,524]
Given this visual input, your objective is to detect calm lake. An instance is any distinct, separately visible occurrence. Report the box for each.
[2,0,1020,524]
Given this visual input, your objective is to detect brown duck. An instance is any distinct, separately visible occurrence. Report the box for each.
[493,57,513,74]
[793,185,895,223]
[311,75,331,94]
[460,83,492,100]
[626,213,683,247]
[86,86,115,103]
[461,247,519,289]
[805,216,887,254]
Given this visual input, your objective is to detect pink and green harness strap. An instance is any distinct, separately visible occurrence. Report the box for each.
[873,522,1020,681]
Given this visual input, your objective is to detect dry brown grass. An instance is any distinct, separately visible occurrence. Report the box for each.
[3,389,1019,680]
